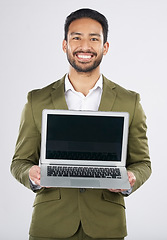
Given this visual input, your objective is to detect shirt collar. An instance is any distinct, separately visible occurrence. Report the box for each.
[65,74,103,94]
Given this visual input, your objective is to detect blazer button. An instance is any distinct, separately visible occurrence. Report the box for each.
[79,188,86,193]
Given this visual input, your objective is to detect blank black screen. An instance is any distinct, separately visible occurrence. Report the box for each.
[46,114,124,161]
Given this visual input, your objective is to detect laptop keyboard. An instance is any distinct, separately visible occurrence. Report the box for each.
[47,166,121,179]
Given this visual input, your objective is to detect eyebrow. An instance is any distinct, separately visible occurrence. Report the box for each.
[70,32,82,36]
[89,33,101,38]
[70,32,102,38]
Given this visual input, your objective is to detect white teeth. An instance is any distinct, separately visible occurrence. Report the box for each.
[77,55,92,59]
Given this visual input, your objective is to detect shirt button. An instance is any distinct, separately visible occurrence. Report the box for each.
[79,188,86,193]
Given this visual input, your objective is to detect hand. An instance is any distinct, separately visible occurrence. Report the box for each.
[29,165,41,186]
[127,170,136,187]
[108,171,136,193]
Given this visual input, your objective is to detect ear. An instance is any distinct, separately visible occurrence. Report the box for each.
[103,41,109,55]
[62,40,67,53]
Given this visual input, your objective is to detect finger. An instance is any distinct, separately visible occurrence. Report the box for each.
[108,189,123,192]
[35,179,41,186]
[29,166,41,183]
[36,172,41,180]
[128,172,136,187]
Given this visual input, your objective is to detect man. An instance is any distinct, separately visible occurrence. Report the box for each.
[11,8,151,240]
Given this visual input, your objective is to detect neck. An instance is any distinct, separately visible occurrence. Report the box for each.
[68,67,101,96]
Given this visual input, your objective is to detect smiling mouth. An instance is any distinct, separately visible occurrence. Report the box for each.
[74,52,96,62]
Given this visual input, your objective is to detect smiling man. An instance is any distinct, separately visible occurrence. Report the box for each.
[11,8,151,240]
[64,18,108,74]
[63,16,109,96]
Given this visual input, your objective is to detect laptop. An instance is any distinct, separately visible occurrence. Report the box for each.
[40,109,130,189]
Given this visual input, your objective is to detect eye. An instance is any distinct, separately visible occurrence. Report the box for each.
[91,38,99,41]
[73,37,81,40]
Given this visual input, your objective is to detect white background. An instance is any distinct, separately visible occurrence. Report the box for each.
[0,0,167,239]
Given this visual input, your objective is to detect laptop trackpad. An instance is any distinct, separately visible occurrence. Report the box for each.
[71,179,100,188]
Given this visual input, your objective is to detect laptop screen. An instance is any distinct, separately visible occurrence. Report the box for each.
[45,114,124,162]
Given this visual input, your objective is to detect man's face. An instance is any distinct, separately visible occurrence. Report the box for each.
[63,18,109,73]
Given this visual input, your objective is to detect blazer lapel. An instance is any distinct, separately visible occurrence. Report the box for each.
[98,75,117,111]
[51,75,68,110]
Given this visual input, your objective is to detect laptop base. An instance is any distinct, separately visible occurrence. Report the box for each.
[40,165,130,189]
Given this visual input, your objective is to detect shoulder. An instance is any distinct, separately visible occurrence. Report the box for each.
[102,76,142,124]
[27,76,65,101]
[103,75,139,100]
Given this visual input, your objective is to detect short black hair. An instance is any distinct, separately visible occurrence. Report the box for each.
[64,8,109,44]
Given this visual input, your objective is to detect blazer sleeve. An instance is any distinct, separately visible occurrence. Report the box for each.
[126,93,151,194]
[10,91,41,191]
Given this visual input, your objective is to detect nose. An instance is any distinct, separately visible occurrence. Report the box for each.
[80,39,91,51]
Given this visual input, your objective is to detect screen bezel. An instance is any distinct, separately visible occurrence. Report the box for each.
[40,109,129,167]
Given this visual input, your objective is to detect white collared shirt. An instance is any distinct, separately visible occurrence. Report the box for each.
[64,74,103,111]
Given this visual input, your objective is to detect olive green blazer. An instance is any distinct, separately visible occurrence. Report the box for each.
[11,75,151,239]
